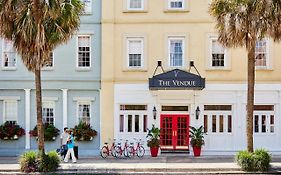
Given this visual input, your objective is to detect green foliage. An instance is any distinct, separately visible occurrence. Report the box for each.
[189,126,205,148]
[236,149,271,172]
[73,121,97,141]
[19,151,38,173]
[19,150,60,173]
[0,122,25,140]
[29,123,60,141]
[253,149,271,171]
[147,124,161,148]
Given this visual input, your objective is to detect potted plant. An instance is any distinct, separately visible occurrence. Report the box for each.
[0,122,25,140]
[146,124,160,157]
[29,123,60,141]
[189,126,205,157]
[73,121,97,141]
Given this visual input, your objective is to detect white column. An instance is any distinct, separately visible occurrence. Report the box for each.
[24,89,31,149]
[62,89,68,128]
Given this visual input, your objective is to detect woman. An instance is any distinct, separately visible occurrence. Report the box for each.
[63,129,77,163]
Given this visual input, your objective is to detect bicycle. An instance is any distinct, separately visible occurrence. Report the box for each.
[128,138,145,158]
[115,139,132,158]
[100,138,117,158]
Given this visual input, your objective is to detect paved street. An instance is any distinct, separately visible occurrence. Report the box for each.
[1,155,281,174]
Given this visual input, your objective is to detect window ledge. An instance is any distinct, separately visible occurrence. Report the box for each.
[42,67,54,71]
[123,10,148,13]
[205,67,231,71]
[76,67,91,72]
[1,67,17,71]
[255,67,273,71]
[164,9,189,13]
[123,68,148,72]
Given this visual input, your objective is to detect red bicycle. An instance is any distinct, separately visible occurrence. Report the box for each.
[100,138,117,158]
[128,138,145,158]
[115,139,132,158]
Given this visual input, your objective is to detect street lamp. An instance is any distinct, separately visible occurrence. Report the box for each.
[153,106,157,120]
[195,106,200,120]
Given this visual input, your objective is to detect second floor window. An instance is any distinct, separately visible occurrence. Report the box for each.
[2,40,16,68]
[128,0,143,10]
[78,36,91,68]
[169,37,184,67]
[255,39,269,68]
[127,38,143,68]
[3,100,17,125]
[81,0,92,14]
[211,38,226,67]
[168,0,184,9]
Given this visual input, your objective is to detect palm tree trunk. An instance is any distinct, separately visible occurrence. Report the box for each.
[35,68,45,154]
[247,41,255,153]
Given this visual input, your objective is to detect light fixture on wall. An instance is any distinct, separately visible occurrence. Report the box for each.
[153,106,157,120]
[195,106,200,120]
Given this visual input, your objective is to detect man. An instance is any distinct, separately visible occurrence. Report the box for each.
[60,127,69,158]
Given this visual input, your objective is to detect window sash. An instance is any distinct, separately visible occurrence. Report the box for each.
[2,40,16,68]
[127,38,143,68]
[42,101,55,125]
[128,0,143,9]
[211,39,225,67]
[204,112,232,134]
[81,0,92,14]
[168,0,184,9]
[255,39,268,67]
[78,36,91,68]
[3,101,17,124]
[78,102,91,124]
[253,112,275,134]
[169,38,184,67]
[119,113,147,133]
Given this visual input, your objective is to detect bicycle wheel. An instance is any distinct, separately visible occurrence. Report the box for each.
[111,146,117,157]
[136,146,145,158]
[100,146,109,158]
[115,146,122,159]
[124,147,133,158]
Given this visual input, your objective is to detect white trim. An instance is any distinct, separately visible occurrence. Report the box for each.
[24,89,31,149]
[81,0,92,15]
[73,97,95,102]
[168,36,185,68]
[42,101,56,126]
[62,89,68,128]
[76,101,92,124]
[42,97,58,101]
[1,39,17,70]
[0,96,20,101]
[76,35,91,71]
[167,0,185,10]
[126,37,144,69]
[3,100,18,123]
[42,52,54,71]
[255,38,272,70]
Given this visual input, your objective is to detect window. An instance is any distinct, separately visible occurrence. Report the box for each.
[168,0,184,9]
[2,40,16,69]
[127,0,143,10]
[119,105,147,133]
[168,37,185,67]
[81,0,92,14]
[78,35,91,68]
[42,101,55,125]
[42,52,54,70]
[3,101,17,124]
[204,105,232,134]
[253,105,274,134]
[78,102,91,124]
[127,37,143,68]
[210,37,226,68]
[255,39,269,68]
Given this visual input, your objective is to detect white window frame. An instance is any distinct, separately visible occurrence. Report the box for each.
[126,37,144,69]
[168,36,185,68]
[127,0,144,11]
[77,35,91,70]
[77,101,91,124]
[3,100,18,124]
[81,0,92,14]
[42,101,55,125]
[42,52,54,71]
[119,105,148,134]
[253,105,275,135]
[255,38,270,69]
[2,40,16,70]
[208,36,229,69]
[167,0,185,10]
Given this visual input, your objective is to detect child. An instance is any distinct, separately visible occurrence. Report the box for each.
[63,129,77,163]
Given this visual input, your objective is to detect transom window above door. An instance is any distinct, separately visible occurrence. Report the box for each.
[168,37,185,68]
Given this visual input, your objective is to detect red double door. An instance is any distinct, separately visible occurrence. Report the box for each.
[160,114,190,150]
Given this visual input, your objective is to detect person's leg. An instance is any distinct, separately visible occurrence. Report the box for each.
[64,149,70,162]
[70,148,77,162]
[63,145,68,158]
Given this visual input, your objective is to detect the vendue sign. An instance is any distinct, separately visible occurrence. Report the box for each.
[149,69,205,90]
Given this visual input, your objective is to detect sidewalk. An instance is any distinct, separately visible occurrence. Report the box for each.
[1,155,281,174]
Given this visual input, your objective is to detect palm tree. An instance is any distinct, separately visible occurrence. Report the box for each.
[0,0,83,155]
[210,0,281,152]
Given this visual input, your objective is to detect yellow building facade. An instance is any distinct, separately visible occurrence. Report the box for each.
[101,0,281,154]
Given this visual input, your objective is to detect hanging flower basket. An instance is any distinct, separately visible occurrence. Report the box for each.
[0,122,25,140]
[73,121,97,141]
[29,123,60,141]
